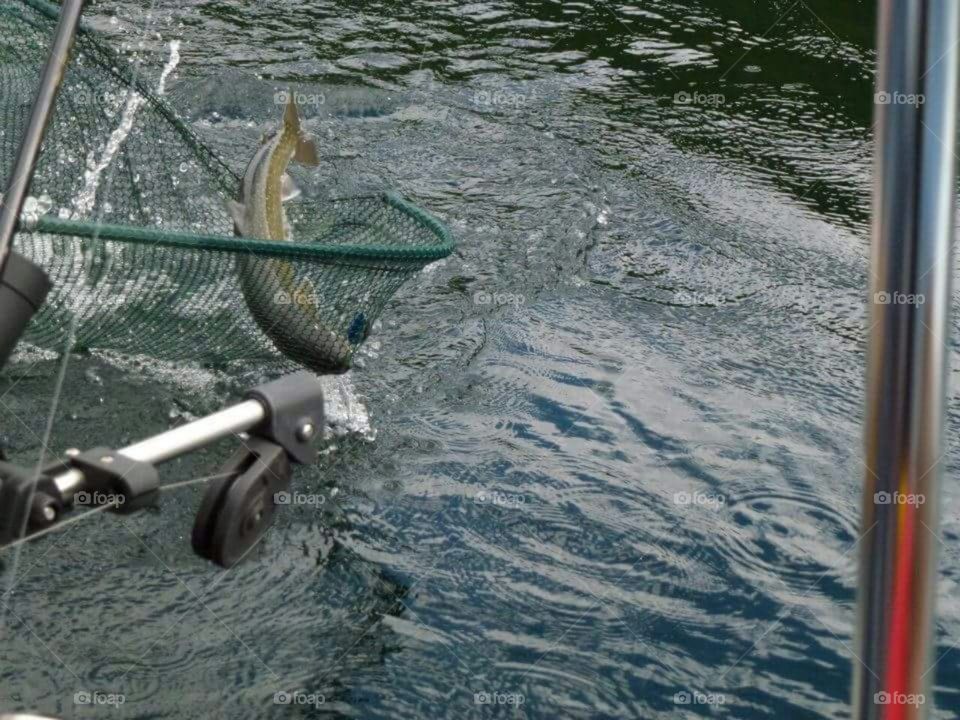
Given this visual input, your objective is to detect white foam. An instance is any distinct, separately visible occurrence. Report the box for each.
[71,39,181,219]
[71,90,147,219]
[319,373,375,441]
[93,350,375,441]
[157,40,181,96]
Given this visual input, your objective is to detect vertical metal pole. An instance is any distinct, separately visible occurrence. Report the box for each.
[0,0,84,369]
[0,0,85,272]
[854,1,958,719]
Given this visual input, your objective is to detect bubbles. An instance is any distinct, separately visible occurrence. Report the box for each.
[21,194,53,224]
[168,404,197,423]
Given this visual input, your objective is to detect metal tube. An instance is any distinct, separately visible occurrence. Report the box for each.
[0,0,85,273]
[53,399,265,498]
[854,1,958,718]
[122,399,265,464]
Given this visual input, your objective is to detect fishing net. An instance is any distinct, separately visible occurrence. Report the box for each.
[0,0,453,374]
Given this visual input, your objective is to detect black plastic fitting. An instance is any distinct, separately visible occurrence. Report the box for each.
[66,448,160,514]
[244,371,325,465]
[0,252,51,371]
[0,462,62,546]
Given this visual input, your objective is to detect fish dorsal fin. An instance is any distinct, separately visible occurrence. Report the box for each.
[294,136,320,167]
[281,173,301,202]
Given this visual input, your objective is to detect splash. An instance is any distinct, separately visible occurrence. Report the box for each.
[157,40,181,96]
[70,89,147,219]
[320,374,375,441]
[71,39,181,219]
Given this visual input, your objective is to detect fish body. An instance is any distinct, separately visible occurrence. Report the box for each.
[229,94,354,373]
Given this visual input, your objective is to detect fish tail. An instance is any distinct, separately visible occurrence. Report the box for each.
[283,89,320,166]
[283,89,302,136]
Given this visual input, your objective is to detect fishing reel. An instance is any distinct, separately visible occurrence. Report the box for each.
[0,371,324,568]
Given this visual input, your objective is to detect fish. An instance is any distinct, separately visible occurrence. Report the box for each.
[228,92,356,374]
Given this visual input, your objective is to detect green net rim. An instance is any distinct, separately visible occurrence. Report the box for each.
[31,192,456,262]
[15,0,457,264]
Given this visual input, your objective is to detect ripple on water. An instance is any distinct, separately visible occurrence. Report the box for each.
[715,489,859,600]
[86,658,166,708]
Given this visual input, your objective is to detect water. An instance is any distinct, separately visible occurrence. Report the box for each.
[3,0,960,718]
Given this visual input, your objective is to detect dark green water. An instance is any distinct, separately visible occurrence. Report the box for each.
[4,1,960,718]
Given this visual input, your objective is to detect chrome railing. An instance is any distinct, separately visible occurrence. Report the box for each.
[854,1,959,718]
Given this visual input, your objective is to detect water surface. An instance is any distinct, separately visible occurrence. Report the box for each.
[4,1,960,718]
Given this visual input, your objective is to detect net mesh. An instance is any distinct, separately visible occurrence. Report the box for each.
[0,0,453,373]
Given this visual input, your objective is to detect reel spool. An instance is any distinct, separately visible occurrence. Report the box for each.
[192,438,291,567]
